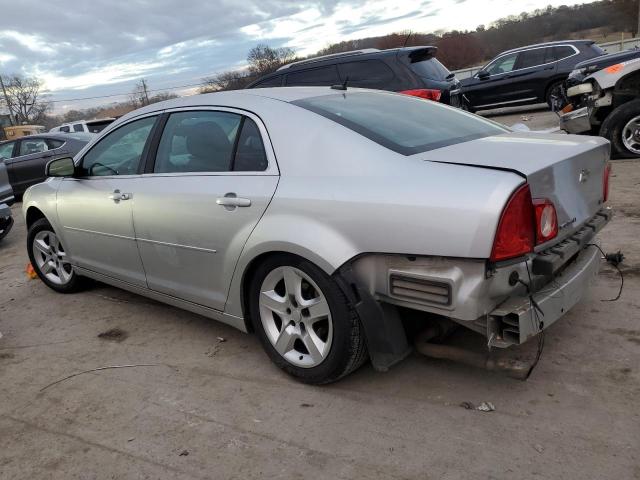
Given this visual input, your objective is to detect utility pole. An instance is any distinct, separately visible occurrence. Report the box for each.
[141,79,150,106]
[0,75,14,126]
[637,0,640,37]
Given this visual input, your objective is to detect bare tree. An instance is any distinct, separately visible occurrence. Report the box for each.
[200,70,251,93]
[129,78,151,108]
[0,74,50,124]
[247,44,296,76]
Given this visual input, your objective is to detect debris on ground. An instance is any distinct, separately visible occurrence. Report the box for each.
[460,401,475,410]
[521,115,531,121]
[127,437,135,442]
[217,337,226,343]
[97,328,128,342]
[26,263,37,279]
[179,450,189,456]
[300,403,314,408]
[534,444,544,453]
[476,402,495,412]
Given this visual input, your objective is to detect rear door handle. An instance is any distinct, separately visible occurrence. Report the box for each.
[216,194,251,209]
[109,189,131,202]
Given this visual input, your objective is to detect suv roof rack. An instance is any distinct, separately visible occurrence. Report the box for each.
[277,48,381,71]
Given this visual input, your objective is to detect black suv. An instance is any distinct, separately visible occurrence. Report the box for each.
[460,40,605,112]
[246,47,462,106]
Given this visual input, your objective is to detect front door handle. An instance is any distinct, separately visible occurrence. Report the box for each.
[109,189,131,202]
[216,193,251,210]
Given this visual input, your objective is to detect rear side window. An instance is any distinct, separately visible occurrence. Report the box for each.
[73,124,84,132]
[515,48,546,69]
[46,139,65,149]
[408,58,450,81]
[233,118,268,171]
[286,66,340,86]
[19,139,48,156]
[293,92,507,156]
[253,76,283,88]
[554,46,577,61]
[337,60,394,89]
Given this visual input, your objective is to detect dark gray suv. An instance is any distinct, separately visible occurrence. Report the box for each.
[246,46,462,106]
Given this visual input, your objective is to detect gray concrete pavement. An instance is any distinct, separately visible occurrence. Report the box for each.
[1,120,639,479]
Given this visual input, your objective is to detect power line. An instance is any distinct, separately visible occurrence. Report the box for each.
[45,81,208,104]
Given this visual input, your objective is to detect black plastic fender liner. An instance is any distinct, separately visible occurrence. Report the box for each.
[333,263,412,372]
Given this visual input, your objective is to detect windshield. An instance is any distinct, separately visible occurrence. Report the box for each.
[408,58,451,81]
[293,92,507,155]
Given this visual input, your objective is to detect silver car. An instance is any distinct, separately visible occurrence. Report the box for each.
[22,87,612,383]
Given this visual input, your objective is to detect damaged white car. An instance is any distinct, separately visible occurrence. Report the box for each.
[23,87,611,383]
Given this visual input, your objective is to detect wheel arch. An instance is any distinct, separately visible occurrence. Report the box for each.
[25,206,47,229]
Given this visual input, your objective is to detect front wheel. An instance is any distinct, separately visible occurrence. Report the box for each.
[600,100,640,158]
[249,255,367,384]
[27,218,84,293]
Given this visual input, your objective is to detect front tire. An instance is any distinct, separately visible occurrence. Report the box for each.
[27,218,84,293]
[600,100,640,158]
[249,255,367,384]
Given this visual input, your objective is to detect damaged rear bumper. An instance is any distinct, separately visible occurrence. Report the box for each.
[559,106,591,134]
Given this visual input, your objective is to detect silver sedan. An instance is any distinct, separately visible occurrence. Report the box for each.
[23,87,611,383]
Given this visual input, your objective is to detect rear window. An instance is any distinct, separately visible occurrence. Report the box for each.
[408,58,450,81]
[293,92,507,155]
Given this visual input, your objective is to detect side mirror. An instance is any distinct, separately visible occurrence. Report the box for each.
[46,157,75,177]
[477,70,490,80]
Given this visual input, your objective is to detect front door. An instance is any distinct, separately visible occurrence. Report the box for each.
[132,109,279,310]
[57,115,158,286]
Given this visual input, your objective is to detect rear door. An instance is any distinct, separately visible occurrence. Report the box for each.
[504,47,555,102]
[132,108,279,311]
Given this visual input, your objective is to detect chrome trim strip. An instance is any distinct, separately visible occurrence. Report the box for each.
[64,226,217,253]
[476,97,538,108]
[136,237,217,253]
[478,44,580,79]
[64,226,134,241]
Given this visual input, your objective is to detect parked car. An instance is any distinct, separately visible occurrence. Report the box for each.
[50,118,116,134]
[559,55,640,157]
[246,46,462,106]
[3,125,46,140]
[23,87,611,384]
[0,157,14,241]
[565,46,640,90]
[460,40,605,112]
[0,132,91,196]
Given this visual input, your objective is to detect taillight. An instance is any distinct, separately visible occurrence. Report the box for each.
[603,163,611,202]
[399,89,442,101]
[490,184,535,262]
[533,199,558,245]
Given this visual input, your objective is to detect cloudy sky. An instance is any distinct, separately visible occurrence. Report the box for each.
[0,0,595,113]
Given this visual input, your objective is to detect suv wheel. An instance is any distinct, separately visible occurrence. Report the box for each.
[546,80,565,110]
[600,99,640,158]
[249,255,367,384]
[27,218,84,293]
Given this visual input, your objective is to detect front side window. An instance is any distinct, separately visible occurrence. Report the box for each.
[59,126,70,133]
[81,116,156,176]
[154,111,241,173]
[286,66,340,86]
[19,139,49,156]
[293,92,507,156]
[486,53,518,75]
[0,141,15,159]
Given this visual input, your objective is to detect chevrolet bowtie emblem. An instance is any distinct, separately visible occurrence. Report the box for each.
[579,169,590,183]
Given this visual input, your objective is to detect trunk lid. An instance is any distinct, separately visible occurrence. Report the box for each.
[423,132,609,243]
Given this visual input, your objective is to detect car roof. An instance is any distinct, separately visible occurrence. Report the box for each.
[247,46,437,86]
[500,39,595,55]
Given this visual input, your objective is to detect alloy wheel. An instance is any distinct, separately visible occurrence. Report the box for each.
[622,115,640,155]
[32,230,74,285]
[258,266,333,368]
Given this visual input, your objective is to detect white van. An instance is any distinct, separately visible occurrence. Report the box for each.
[49,118,115,134]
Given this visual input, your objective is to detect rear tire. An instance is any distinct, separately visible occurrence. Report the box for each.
[600,100,640,158]
[27,218,85,293]
[248,254,367,384]
[546,80,565,110]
